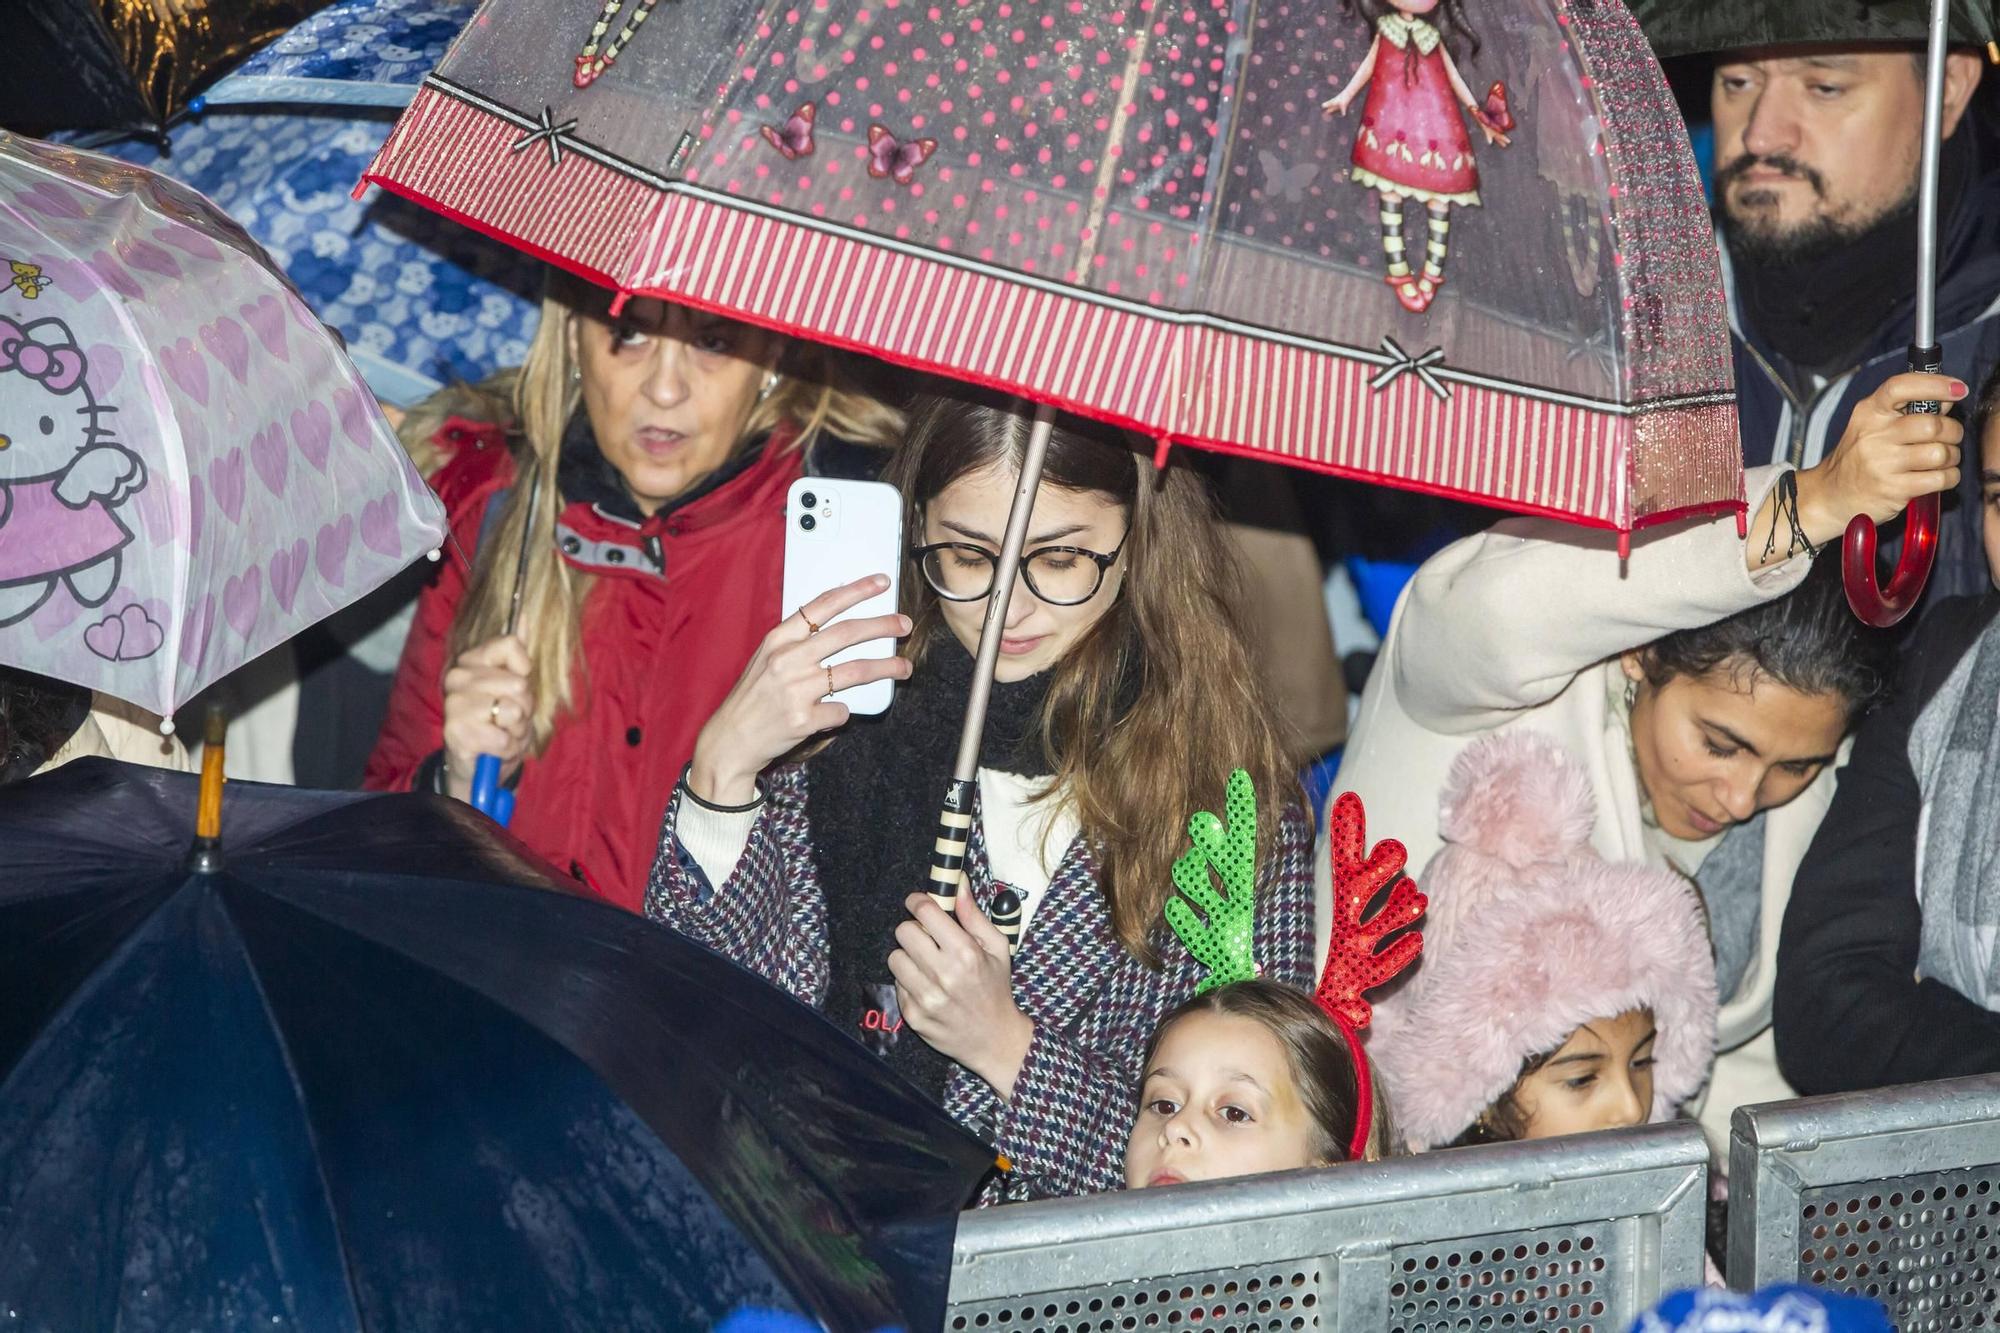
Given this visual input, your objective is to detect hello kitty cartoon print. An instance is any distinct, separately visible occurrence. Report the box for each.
[0,314,145,627]
[1323,0,1516,315]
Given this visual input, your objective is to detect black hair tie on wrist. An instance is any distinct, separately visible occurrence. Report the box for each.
[679,765,765,813]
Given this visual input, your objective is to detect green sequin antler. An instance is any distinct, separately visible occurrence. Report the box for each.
[1164,768,1260,993]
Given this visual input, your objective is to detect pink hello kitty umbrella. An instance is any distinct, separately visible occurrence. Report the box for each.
[0,133,447,720]
[364,0,1742,542]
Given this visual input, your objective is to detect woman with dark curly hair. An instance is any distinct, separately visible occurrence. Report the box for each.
[1337,370,1961,1150]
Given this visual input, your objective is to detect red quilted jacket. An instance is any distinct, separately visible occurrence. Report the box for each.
[364,418,804,910]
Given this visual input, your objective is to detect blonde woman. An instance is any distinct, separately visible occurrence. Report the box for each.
[366,276,900,909]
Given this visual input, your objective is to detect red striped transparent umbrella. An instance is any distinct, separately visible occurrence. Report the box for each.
[363,0,1740,545]
[361,0,1741,897]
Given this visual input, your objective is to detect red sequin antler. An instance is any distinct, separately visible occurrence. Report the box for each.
[1317,791,1427,1159]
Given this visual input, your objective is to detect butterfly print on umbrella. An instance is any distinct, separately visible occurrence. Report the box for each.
[1256,151,1320,205]
[865,125,937,187]
[761,104,817,160]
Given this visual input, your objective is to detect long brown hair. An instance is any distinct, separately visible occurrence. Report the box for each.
[885,391,1299,962]
[1144,981,1390,1163]
[448,274,902,748]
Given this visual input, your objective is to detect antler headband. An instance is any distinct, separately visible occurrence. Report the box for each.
[1165,773,1427,1160]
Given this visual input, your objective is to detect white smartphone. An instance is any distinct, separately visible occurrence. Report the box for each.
[782,477,904,716]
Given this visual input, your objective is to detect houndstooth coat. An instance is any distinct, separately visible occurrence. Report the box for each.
[645,763,1316,1204]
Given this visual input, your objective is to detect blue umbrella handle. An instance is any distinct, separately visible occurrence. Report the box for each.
[468,753,514,827]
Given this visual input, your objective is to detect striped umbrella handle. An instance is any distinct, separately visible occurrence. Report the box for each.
[927,777,976,909]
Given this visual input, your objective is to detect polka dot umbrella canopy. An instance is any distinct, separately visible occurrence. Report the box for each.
[363,0,1743,542]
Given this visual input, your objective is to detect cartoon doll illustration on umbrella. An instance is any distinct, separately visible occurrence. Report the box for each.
[0,314,146,626]
[1323,0,1515,314]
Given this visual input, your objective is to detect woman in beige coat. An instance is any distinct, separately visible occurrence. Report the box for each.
[1331,371,1967,1149]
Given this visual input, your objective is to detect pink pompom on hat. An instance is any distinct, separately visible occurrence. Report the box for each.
[1368,730,1718,1151]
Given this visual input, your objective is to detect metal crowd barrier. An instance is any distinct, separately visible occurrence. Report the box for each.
[1727,1073,2000,1327]
[947,1120,1710,1333]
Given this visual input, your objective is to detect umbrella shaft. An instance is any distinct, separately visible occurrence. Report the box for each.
[951,403,1057,783]
[505,469,542,638]
[1914,0,1951,349]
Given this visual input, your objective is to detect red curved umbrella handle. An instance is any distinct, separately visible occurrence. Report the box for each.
[1841,492,1939,629]
[1841,345,1944,629]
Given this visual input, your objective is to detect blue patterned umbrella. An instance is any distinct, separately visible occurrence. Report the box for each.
[198,0,474,108]
[71,0,540,406]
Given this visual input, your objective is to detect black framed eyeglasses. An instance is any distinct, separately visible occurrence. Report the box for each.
[915,533,1128,607]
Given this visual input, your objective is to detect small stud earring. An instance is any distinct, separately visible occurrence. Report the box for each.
[758,371,780,402]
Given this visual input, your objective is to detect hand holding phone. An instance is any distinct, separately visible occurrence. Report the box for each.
[782,479,905,715]
[687,481,910,805]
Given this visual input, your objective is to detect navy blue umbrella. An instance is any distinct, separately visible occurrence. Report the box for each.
[0,758,994,1331]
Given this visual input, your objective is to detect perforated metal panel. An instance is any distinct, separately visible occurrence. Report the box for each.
[1792,1168,2000,1329]
[1389,1227,1615,1333]
[947,1264,1322,1332]
[1727,1072,2000,1324]
[948,1123,1709,1333]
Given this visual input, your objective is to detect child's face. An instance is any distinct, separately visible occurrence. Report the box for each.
[1123,1011,1324,1189]
[1510,1008,1656,1140]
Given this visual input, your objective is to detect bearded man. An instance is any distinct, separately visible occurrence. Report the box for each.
[1714,40,1996,610]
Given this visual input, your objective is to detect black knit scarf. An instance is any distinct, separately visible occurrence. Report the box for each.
[807,631,1057,1101]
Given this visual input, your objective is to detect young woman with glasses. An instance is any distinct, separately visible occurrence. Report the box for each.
[645,389,1314,1202]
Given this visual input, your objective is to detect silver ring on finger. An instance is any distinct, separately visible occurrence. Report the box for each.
[489,697,503,728]
[826,665,836,698]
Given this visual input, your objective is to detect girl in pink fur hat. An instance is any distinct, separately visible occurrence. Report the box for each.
[1369,730,1718,1151]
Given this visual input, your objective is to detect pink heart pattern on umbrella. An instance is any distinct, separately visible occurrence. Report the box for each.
[250,422,289,498]
[160,338,209,406]
[360,494,404,559]
[269,540,309,614]
[315,516,354,587]
[224,565,263,639]
[177,595,216,670]
[241,295,288,361]
[119,238,181,280]
[292,401,333,473]
[334,386,374,452]
[84,603,166,662]
[209,448,246,524]
[1,137,448,717]
[200,315,251,384]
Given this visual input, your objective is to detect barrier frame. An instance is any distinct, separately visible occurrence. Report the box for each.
[1727,1073,2000,1302]
[947,1120,1711,1331]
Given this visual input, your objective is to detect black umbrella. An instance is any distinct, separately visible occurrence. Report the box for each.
[0,0,336,137]
[1632,0,1998,60]
[0,758,995,1331]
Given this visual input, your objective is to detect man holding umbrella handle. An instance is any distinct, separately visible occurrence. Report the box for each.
[1685,1,1999,620]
